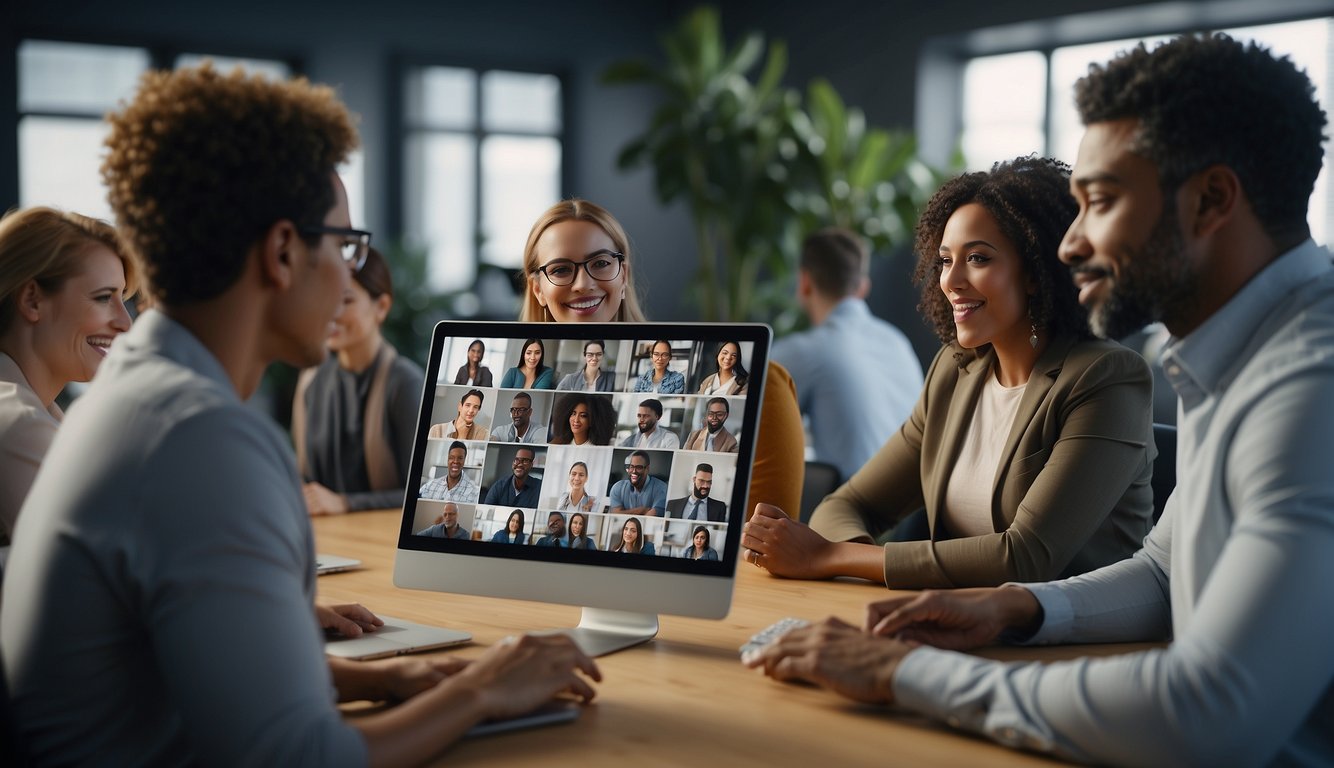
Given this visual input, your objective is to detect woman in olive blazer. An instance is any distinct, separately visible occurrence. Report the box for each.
[807,335,1153,587]
[742,157,1154,589]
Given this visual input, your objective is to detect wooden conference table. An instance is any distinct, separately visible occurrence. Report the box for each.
[316,510,1156,767]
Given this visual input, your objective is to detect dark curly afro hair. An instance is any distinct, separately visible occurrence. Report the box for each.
[1075,33,1326,244]
[912,156,1086,346]
[102,63,358,305]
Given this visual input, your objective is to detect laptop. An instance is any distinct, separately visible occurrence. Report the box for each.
[323,615,473,660]
[315,553,362,575]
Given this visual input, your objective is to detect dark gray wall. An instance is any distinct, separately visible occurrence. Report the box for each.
[8,0,1332,365]
[8,0,695,322]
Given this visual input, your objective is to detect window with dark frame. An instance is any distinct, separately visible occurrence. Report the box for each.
[401,64,563,294]
[955,16,1333,244]
[15,41,366,229]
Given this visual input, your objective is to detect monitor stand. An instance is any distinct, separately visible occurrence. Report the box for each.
[559,608,659,657]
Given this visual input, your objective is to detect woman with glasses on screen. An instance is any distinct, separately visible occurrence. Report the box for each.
[565,512,597,550]
[557,461,597,513]
[519,199,805,520]
[556,339,616,391]
[1,207,137,543]
[499,338,554,390]
[293,246,426,515]
[633,340,685,394]
[697,341,749,395]
[611,516,654,555]
[742,157,1154,589]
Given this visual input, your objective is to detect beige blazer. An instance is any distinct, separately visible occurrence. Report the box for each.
[684,425,739,453]
[809,335,1154,588]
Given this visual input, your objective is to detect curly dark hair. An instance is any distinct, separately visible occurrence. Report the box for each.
[102,64,358,304]
[912,156,1086,345]
[1075,33,1326,244]
[549,393,617,445]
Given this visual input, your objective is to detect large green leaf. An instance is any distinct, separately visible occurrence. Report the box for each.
[601,4,947,322]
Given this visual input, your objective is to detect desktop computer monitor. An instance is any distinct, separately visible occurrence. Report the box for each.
[393,321,770,655]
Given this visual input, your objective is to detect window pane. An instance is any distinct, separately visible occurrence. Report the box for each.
[405,66,475,129]
[405,134,476,292]
[480,136,561,268]
[1049,37,1171,166]
[19,40,149,114]
[961,52,1046,170]
[1224,18,1332,246]
[339,150,366,232]
[19,116,115,222]
[482,71,562,133]
[174,54,291,80]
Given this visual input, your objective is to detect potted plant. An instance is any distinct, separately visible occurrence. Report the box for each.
[603,5,942,325]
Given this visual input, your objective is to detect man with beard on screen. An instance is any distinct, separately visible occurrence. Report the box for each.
[684,397,738,453]
[666,463,726,522]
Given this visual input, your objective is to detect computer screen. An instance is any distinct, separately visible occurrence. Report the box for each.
[393,321,771,654]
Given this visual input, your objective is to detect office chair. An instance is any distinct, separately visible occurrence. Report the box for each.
[1151,423,1178,523]
[799,461,842,523]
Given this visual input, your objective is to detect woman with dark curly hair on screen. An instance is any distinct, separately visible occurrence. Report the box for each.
[548,393,615,446]
[744,156,1154,589]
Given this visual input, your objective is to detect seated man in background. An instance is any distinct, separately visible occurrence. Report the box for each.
[771,228,922,480]
[1,64,597,766]
[747,34,1334,766]
[415,502,469,539]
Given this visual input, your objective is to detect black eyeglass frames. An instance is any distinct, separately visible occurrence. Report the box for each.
[535,250,624,287]
[301,225,371,272]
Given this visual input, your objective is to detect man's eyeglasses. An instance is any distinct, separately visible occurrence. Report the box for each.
[625,463,648,471]
[535,250,624,287]
[509,407,532,414]
[513,457,534,464]
[301,225,371,272]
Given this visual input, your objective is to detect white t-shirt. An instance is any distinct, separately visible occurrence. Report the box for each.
[940,373,1026,537]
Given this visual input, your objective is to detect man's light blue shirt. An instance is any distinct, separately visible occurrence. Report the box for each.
[772,298,922,480]
[609,475,667,515]
[894,241,1334,766]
